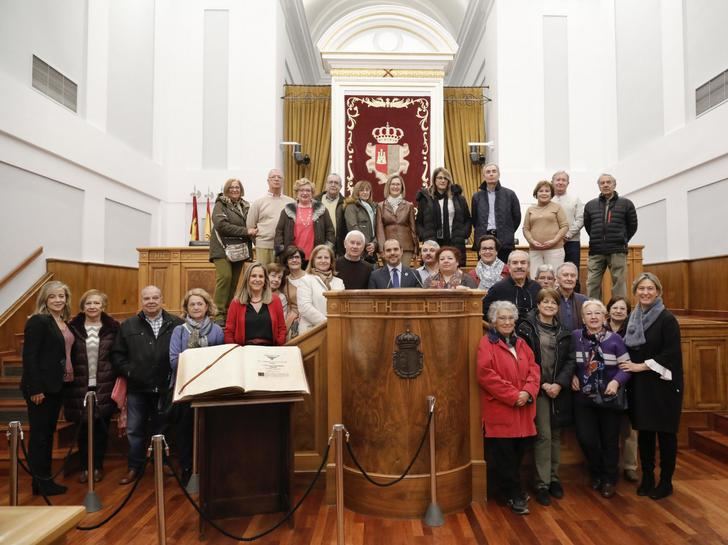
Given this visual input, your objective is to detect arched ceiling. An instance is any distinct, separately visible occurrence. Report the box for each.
[281,0,491,85]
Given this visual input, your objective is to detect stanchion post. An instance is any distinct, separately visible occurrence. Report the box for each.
[334,424,346,545]
[186,407,199,494]
[149,434,169,545]
[83,391,102,513]
[7,421,21,506]
[423,396,444,527]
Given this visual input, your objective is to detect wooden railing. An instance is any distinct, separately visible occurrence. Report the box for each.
[0,247,43,291]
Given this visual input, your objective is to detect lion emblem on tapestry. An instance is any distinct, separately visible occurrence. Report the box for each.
[345,96,430,202]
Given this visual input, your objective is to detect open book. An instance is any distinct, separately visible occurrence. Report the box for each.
[173,344,310,403]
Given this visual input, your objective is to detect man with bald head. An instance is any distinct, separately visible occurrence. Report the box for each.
[111,286,183,484]
[247,168,295,264]
[482,250,541,321]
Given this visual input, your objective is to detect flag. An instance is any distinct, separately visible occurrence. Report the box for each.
[204,196,212,241]
[190,195,199,241]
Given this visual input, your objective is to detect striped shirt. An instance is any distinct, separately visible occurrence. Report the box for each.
[85,325,101,387]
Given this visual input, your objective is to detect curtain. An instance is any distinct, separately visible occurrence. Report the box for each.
[443,87,486,202]
[283,85,331,196]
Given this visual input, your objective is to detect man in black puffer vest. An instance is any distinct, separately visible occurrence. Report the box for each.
[583,174,638,300]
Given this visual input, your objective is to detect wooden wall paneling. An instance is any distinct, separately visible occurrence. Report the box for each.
[688,256,728,316]
[690,340,727,411]
[645,261,689,311]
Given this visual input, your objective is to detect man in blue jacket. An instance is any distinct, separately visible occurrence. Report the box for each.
[583,174,638,300]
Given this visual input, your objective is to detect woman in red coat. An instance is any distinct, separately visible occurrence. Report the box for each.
[478,300,540,515]
[224,262,287,346]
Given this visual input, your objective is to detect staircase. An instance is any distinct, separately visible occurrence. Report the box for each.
[689,413,728,464]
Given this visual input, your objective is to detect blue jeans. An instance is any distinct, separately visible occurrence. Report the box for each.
[126,392,165,470]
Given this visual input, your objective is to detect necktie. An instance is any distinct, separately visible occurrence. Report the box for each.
[392,268,400,288]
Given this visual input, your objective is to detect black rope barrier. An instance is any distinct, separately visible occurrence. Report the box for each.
[76,459,150,531]
[344,408,433,487]
[17,418,83,485]
[166,441,331,542]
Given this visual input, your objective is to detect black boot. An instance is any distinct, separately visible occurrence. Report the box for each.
[636,472,654,496]
[649,479,673,500]
[32,479,68,496]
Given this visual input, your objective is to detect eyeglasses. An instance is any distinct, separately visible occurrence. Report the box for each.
[480,247,496,252]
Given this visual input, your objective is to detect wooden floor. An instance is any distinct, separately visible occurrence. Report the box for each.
[4,449,728,545]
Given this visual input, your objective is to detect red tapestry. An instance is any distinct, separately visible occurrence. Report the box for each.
[345,95,430,202]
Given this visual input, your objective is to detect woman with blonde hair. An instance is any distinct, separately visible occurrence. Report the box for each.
[376,174,418,267]
[225,262,287,346]
[209,178,257,325]
[64,289,120,484]
[297,245,345,333]
[416,167,471,266]
[275,178,335,264]
[21,280,74,495]
[344,180,378,263]
[169,288,224,483]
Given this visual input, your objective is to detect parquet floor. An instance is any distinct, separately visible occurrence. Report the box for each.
[4,448,728,544]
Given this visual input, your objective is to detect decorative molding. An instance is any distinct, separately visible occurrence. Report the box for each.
[447,0,493,85]
[330,68,445,79]
[279,0,329,84]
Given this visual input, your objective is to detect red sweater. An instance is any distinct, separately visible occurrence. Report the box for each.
[224,297,287,346]
[477,331,540,438]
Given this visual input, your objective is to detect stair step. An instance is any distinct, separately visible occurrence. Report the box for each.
[711,413,728,436]
[0,420,77,452]
[689,429,728,464]
[1,361,22,377]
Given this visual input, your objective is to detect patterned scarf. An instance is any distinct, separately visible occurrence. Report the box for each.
[184,316,213,349]
[359,200,376,234]
[386,195,403,214]
[624,297,665,348]
[474,259,504,290]
[579,326,606,397]
[432,191,451,242]
[427,270,465,289]
[311,268,334,290]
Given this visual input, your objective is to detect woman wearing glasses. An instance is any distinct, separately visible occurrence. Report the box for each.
[469,235,508,291]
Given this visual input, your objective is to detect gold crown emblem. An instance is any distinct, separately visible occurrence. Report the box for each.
[372,123,404,144]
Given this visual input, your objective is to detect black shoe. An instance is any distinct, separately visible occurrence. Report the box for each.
[649,481,673,500]
[181,467,192,487]
[549,481,564,499]
[600,482,616,499]
[590,477,602,490]
[637,473,655,496]
[507,496,530,515]
[32,479,68,496]
[79,470,89,484]
[535,487,551,506]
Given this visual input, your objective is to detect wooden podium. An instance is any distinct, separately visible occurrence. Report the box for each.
[324,289,486,517]
[192,395,303,529]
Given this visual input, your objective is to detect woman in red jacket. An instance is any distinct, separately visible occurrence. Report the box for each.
[225,262,286,346]
[478,300,540,515]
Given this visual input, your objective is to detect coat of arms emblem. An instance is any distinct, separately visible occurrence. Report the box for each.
[392,328,423,379]
[365,122,410,185]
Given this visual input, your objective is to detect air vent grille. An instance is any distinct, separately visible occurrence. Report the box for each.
[696,69,727,116]
[31,55,77,113]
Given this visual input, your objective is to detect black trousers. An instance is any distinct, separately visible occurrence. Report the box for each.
[77,413,112,470]
[563,240,582,292]
[484,436,532,502]
[574,400,622,484]
[175,402,194,471]
[638,430,677,483]
[26,392,63,480]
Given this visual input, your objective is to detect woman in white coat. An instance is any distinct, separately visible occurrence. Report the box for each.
[297,245,345,333]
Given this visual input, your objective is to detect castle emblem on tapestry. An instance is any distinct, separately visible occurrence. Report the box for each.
[365,122,410,185]
[345,95,430,202]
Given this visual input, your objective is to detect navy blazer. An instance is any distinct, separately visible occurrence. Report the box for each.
[367,265,423,289]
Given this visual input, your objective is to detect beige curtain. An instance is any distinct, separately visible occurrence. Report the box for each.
[443,87,486,201]
[283,85,331,196]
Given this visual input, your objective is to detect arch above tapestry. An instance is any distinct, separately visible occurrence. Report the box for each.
[317,5,458,201]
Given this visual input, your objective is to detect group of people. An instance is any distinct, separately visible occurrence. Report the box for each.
[479,252,682,515]
[21,164,676,521]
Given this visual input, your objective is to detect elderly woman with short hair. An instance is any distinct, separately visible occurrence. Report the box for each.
[571,298,631,499]
[534,264,556,289]
[275,178,335,263]
[209,178,257,325]
[523,180,569,278]
[478,300,540,515]
[296,245,345,333]
[424,246,478,289]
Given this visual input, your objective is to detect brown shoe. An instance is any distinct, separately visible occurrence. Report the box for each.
[119,468,139,485]
[600,482,616,499]
[623,469,639,482]
[93,469,104,483]
[79,470,89,484]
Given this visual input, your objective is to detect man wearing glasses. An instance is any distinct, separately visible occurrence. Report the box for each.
[315,173,346,255]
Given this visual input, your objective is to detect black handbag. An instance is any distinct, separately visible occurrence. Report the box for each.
[591,372,628,411]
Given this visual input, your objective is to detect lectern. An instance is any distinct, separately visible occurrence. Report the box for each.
[192,395,303,531]
[324,289,486,517]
